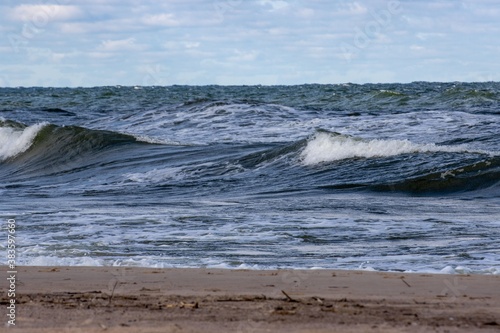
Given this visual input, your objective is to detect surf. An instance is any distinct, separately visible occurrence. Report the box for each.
[0,120,156,180]
[300,130,496,166]
[0,121,47,161]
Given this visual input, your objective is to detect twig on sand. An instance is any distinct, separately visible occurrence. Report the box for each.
[281,290,298,302]
[401,277,411,288]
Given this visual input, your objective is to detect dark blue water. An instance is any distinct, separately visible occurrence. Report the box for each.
[1,82,499,273]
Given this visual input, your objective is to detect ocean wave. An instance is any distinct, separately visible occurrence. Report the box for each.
[125,166,186,183]
[376,157,500,194]
[11,254,500,274]
[0,120,149,177]
[0,121,48,161]
[1,84,499,274]
[132,134,183,145]
[300,130,496,166]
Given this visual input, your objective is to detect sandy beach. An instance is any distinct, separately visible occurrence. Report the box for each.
[1,266,499,332]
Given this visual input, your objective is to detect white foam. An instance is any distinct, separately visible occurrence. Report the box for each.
[125,167,184,183]
[21,255,106,267]
[132,134,183,145]
[300,131,494,166]
[0,123,47,161]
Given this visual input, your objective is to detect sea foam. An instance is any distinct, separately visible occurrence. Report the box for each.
[300,131,492,165]
[0,123,47,161]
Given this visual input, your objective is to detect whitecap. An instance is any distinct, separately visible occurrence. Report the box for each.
[0,122,47,161]
[300,131,496,166]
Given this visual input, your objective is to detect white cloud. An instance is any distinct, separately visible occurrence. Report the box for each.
[297,8,314,19]
[142,13,179,27]
[163,40,205,53]
[259,0,290,11]
[410,45,425,51]
[227,49,259,62]
[99,38,144,52]
[10,5,82,22]
[336,2,368,15]
[416,32,446,41]
[184,42,200,49]
[88,52,114,59]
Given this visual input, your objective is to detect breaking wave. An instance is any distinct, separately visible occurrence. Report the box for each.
[300,130,496,166]
[0,121,47,161]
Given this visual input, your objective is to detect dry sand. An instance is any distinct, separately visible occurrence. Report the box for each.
[1,266,499,332]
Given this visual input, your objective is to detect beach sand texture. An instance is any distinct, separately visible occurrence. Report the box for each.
[1,266,499,332]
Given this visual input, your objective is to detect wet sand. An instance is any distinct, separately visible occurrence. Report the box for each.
[2,266,500,332]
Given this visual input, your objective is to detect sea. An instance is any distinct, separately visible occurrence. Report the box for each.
[1,82,499,274]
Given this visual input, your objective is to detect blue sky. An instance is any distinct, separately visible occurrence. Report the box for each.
[1,0,499,87]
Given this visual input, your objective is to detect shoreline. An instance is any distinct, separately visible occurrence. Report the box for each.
[2,266,500,332]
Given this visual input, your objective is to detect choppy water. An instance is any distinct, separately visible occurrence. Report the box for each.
[1,82,499,273]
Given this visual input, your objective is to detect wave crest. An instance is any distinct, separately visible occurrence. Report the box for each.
[300,130,495,165]
[0,122,47,161]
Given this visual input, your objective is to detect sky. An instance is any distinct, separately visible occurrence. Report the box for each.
[0,0,499,87]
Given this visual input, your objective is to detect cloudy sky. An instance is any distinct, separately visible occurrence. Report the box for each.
[1,0,499,87]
